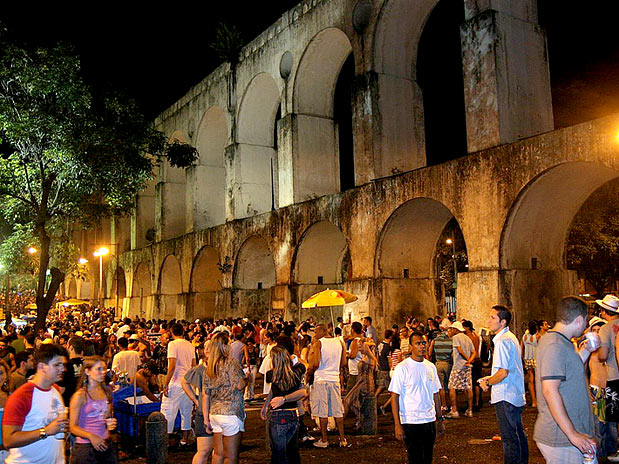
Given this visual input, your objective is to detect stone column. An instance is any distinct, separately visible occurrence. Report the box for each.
[351,71,427,181]
[461,0,553,152]
[276,113,339,208]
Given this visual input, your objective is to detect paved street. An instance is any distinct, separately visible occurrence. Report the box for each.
[126,392,546,463]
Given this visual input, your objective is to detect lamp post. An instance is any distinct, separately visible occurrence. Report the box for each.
[446,238,457,292]
[93,247,110,307]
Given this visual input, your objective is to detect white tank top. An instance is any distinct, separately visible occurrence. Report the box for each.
[522,332,538,360]
[315,337,342,383]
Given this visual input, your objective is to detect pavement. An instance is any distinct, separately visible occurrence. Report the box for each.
[123,392,549,463]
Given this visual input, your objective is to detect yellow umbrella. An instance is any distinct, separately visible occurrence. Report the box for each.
[24,303,37,309]
[302,289,358,328]
[58,298,90,307]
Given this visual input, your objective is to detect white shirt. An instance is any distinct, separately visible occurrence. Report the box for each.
[388,357,441,424]
[490,327,526,407]
[167,338,195,384]
[315,337,343,383]
[111,350,141,381]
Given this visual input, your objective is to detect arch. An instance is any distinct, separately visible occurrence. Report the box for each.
[238,73,281,146]
[370,0,439,176]
[188,246,221,320]
[110,267,127,299]
[285,28,354,202]
[294,28,353,117]
[376,198,466,319]
[234,73,281,217]
[500,161,619,322]
[294,221,348,285]
[231,236,276,320]
[130,262,152,318]
[293,221,350,323]
[233,236,276,289]
[191,106,227,229]
[158,255,182,320]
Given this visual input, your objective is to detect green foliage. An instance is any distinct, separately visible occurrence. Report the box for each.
[0,36,198,327]
[567,180,619,296]
[210,23,244,65]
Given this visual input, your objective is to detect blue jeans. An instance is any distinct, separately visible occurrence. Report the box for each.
[494,401,528,464]
[268,410,300,464]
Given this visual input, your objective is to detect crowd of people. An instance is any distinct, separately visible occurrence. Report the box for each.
[0,293,616,463]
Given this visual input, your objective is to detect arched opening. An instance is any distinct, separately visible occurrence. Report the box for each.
[158,255,182,320]
[293,221,350,322]
[289,28,353,203]
[236,73,281,217]
[539,3,619,129]
[566,178,619,297]
[372,0,438,175]
[189,246,221,320]
[232,236,276,319]
[333,53,355,191]
[192,106,227,229]
[417,0,467,165]
[130,262,152,319]
[500,162,619,324]
[110,267,127,313]
[376,198,467,322]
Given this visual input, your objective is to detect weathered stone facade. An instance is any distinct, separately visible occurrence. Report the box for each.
[66,0,619,334]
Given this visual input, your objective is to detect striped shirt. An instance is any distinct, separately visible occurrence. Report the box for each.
[433,332,453,362]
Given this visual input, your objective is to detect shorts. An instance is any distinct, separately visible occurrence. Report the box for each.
[523,359,536,370]
[160,383,193,433]
[71,442,117,464]
[448,366,472,391]
[435,360,452,389]
[376,370,390,389]
[606,379,619,422]
[209,414,245,436]
[310,381,344,418]
[193,411,214,438]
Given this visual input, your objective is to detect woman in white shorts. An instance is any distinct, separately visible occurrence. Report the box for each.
[203,332,249,464]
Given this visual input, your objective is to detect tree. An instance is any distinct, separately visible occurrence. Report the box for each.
[0,36,197,331]
[567,180,619,297]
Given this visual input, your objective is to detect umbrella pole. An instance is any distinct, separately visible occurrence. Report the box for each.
[330,307,335,334]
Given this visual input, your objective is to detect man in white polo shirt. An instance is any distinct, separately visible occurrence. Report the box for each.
[389,330,445,464]
[480,305,527,464]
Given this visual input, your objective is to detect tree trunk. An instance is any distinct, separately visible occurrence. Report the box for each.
[34,224,64,332]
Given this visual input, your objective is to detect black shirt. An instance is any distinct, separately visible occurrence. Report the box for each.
[266,363,305,410]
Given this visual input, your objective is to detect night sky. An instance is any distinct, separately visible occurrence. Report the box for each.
[2,2,619,127]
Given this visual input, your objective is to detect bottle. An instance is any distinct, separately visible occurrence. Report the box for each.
[55,407,69,440]
[583,451,598,463]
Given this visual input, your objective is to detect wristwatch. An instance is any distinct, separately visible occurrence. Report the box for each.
[39,427,47,439]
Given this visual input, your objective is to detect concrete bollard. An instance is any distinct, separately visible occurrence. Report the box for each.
[146,411,168,464]
[360,394,377,435]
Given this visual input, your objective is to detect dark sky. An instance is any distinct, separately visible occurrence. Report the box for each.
[2,2,619,127]
[0,2,298,118]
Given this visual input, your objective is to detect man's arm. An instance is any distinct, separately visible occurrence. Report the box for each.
[137,374,159,402]
[391,393,404,441]
[433,392,445,436]
[163,358,176,395]
[307,340,321,375]
[479,368,509,391]
[4,419,66,449]
[541,379,596,453]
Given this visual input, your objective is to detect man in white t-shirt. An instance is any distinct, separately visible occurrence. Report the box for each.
[111,337,140,381]
[2,344,69,464]
[161,323,196,446]
[389,331,445,464]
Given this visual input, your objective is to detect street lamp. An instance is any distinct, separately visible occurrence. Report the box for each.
[27,247,37,255]
[93,247,110,306]
[78,258,88,265]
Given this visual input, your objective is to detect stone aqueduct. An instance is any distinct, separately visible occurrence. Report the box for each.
[65,0,619,332]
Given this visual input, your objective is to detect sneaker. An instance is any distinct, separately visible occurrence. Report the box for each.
[465,410,473,418]
[444,410,460,419]
[301,435,315,442]
[339,439,350,448]
[379,406,387,416]
[313,440,329,448]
